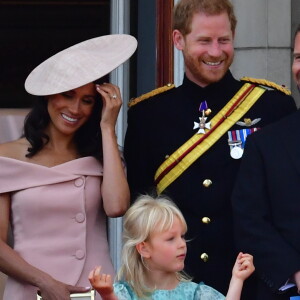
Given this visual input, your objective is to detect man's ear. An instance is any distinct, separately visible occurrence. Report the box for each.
[173,30,185,51]
[136,242,151,258]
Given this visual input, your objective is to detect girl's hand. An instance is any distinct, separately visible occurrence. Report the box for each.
[232,252,255,281]
[96,83,122,131]
[89,266,116,300]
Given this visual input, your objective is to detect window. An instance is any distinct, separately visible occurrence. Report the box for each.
[0,0,110,108]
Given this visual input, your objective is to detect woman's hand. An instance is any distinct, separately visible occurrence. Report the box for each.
[89,266,118,300]
[232,252,255,281]
[96,83,122,131]
[38,276,90,300]
[96,82,130,217]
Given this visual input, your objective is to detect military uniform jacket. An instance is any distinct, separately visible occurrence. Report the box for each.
[232,109,300,300]
[124,71,296,295]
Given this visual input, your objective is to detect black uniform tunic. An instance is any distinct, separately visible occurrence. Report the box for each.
[124,71,296,296]
[233,109,300,299]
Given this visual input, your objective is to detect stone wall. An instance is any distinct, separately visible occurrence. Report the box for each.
[232,0,300,106]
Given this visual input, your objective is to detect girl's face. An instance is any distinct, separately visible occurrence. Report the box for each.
[145,216,187,274]
[47,82,97,136]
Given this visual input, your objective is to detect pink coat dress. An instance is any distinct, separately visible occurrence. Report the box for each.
[0,156,115,300]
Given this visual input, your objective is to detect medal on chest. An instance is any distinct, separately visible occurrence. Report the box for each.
[227,127,260,159]
[193,101,212,134]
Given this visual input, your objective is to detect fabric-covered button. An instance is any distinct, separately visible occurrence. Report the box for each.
[75,213,85,223]
[74,177,84,187]
[75,249,85,260]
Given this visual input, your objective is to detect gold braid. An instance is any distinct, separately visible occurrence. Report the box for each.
[241,77,291,95]
[128,83,175,108]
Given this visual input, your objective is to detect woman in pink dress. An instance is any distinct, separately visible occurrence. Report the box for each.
[0,34,137,300]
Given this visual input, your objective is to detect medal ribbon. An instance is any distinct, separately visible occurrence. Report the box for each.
[228,128,259,150]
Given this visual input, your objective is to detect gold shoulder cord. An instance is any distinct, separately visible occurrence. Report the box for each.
[241,77,291,96]
[128,83,175,108]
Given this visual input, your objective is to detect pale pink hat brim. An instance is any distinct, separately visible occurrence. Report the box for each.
[25,34,137,96]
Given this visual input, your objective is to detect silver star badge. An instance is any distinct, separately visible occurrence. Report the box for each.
[193,115,211,134]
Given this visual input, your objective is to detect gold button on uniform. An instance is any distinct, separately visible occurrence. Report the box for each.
[200,253,209,262]
[203,179,212,187]
[202,217,211,224]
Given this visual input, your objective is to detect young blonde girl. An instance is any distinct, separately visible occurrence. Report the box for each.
[89,195,254,299]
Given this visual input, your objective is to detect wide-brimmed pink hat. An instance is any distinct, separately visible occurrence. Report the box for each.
[25,34,137,96]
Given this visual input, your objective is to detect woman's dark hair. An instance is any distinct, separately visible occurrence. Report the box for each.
[23,90,103,161]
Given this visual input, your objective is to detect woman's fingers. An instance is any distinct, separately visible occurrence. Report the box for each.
[96,83,122,104]
[96,83,123,128]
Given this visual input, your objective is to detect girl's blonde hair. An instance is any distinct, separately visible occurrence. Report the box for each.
[117,194,190,298]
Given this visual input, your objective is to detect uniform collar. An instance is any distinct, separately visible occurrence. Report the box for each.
[181,71,241,106]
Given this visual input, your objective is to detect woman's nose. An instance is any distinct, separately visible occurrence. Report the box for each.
[68,99,80,114]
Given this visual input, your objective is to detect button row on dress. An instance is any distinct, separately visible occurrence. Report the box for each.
[73,177,86,260]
